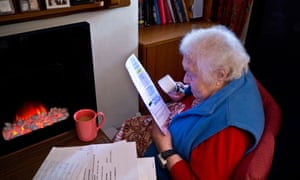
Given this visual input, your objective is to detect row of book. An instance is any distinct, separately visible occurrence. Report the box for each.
[139,0,204,27]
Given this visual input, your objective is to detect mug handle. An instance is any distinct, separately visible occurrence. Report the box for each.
[96,112,105,131]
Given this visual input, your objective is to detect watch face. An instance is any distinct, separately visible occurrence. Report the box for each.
[158,150,177,168]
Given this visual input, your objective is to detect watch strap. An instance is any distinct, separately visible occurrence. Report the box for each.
[160,149,177,160]
[158,149,177,168]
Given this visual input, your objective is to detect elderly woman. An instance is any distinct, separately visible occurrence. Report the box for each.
[143,25,265,180]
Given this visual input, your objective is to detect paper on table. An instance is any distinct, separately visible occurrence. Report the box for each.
[88,141,139,180]
[138,157,156,180]
[33,146,88,180]
[125,54,170,134]
[33,141,144,180]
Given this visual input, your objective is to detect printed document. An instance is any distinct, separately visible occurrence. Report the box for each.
[125,54,170,135]
[33,141,156,180]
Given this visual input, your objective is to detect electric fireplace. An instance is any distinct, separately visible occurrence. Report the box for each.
[0,21,97,156]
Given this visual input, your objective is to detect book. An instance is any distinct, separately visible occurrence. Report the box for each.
[138,0,145,28]
[157,0,167,24]
[171,0,183,23]
[166,0,176,23]
[163,0,173,23]
[152,0,161,24]
[180,0,190,22]
[125,54,170,135]
[143,0,155,26]
[176,0,187,22]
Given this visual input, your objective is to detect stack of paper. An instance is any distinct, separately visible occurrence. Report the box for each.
[33,141,156,180]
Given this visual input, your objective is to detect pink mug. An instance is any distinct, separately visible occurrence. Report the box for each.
[73,109,105,142]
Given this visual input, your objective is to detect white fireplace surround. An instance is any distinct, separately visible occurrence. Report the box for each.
[0,1,139,139]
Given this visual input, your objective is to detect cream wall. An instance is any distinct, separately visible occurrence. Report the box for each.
[0,1,139,136]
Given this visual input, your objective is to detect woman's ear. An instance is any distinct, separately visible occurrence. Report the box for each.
[216,68,229,81]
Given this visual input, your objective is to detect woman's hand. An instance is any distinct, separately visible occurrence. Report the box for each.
[167,82,188,102]
[167,91,186,102]
[152,121,183,170]
[151,122,173,152]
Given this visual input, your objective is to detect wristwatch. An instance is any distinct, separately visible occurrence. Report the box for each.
[157,149,177,168]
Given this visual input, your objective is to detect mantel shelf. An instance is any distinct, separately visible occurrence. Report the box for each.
[0,0,130,25]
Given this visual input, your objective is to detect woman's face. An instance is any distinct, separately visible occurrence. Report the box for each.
[182,55,219,102]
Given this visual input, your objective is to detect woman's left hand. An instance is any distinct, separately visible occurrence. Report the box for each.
[151,122,173,152]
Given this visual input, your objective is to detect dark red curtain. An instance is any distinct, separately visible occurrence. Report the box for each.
[212,0,253,38]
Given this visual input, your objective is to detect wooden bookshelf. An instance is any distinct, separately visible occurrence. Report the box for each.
[0,0,130,25]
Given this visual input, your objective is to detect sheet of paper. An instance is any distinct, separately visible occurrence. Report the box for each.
[137,157,156,180]
[87,141,139,180]
[33,146,88,180]
[125,54,170,134]
[33,141,144,180]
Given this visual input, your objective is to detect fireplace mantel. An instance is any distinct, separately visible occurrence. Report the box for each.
[0,129,111,179]
[0,0,130,25]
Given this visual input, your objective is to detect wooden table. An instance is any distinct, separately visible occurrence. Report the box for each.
[0,129,111,179]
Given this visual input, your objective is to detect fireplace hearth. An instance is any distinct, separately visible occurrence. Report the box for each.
[0,22,97,156]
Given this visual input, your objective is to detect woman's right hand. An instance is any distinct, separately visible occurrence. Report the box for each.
[167,91,186,102]
[167,82,187,101]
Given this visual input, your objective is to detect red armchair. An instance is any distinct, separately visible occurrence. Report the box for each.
[232,80,282,179]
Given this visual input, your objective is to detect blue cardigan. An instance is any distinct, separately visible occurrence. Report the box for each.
[170,70,264,160]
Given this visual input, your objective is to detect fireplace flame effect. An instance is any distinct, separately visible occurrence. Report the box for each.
[15,104,48,122]
[2,104,69,141]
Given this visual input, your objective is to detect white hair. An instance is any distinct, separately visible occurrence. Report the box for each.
[179,25,250,83]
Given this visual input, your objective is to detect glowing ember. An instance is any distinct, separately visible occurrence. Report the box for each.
[15,103,48,121]
[2,107,69,141]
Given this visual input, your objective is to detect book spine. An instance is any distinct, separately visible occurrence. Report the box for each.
[153,0,161,24]
[171,0,183,23]
[163,0,173,23]
[166,0,176,23]
[176,0,187,22]
[143,0,154,26]
[138,0,145,28]
[181,0,190,22]
[157,0,167,24]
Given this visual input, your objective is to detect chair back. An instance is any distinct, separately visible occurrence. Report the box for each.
[232,80,282,180]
